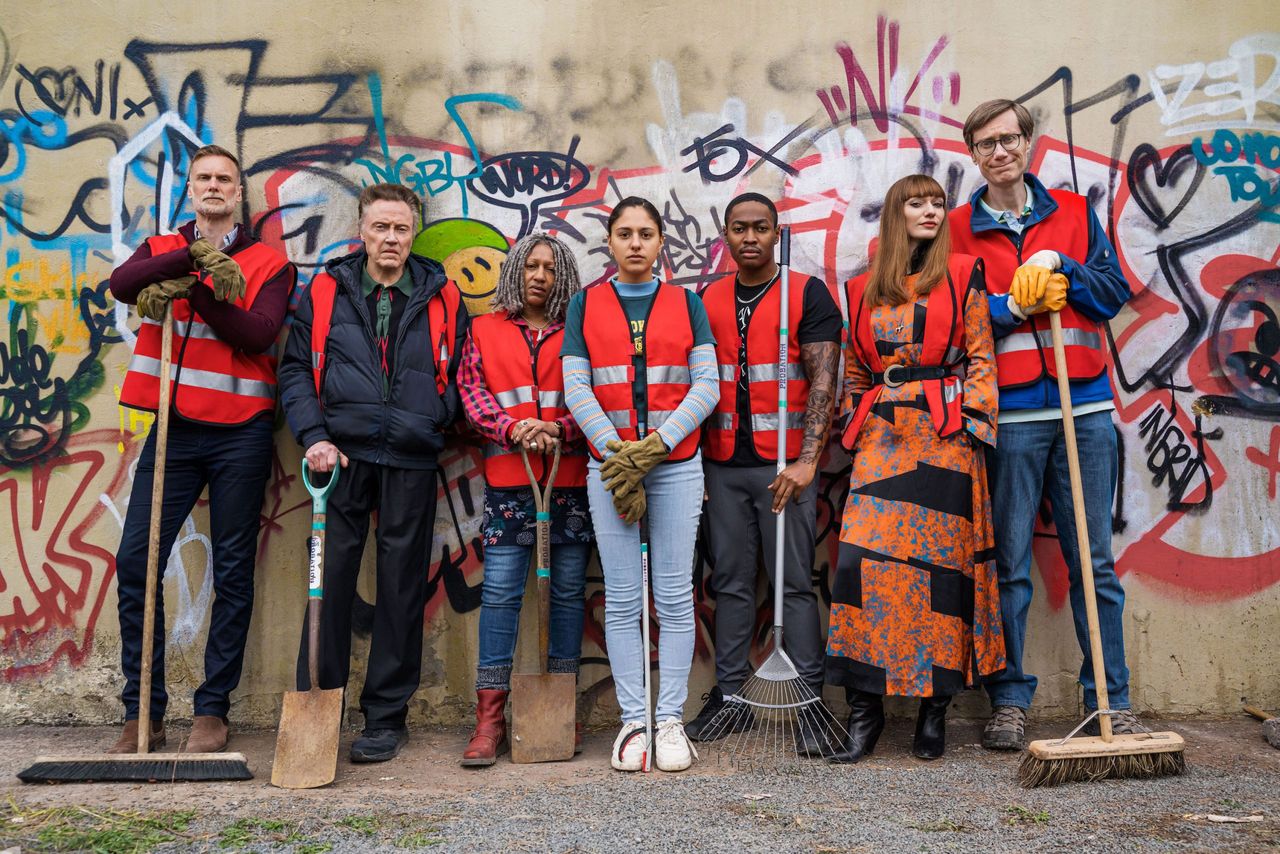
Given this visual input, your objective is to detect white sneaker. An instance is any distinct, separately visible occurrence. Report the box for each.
[611,721,648,771]
[654,719,699,772]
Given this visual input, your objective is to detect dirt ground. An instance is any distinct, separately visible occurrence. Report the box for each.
[0,716,1276,852]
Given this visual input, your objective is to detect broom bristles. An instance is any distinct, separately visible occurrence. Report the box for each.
[18,753,253,784]
[1018,748,1186,787]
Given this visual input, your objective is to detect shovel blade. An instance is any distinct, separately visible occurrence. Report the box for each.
[510,672,576,764]
[271,687,344,788]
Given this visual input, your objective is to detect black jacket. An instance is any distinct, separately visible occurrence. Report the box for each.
[279,250,469,470]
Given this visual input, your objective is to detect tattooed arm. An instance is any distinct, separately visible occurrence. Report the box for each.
[767,339,839,513]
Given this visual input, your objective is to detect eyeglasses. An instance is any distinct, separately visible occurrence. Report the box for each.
[972,133,1025,157]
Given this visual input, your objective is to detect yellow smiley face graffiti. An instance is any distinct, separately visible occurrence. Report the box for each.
[411,218,510,317]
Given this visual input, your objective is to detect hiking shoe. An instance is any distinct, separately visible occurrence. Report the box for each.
[351,727,408,763]
[654,719,699,772]
[611,721,648,772]
[1083,708,1144,736]
[982,705,1027,750]
[685,686,755,742]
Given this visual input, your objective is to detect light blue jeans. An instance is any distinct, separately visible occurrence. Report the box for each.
[587,455,704,723]
[984,411,1131,711]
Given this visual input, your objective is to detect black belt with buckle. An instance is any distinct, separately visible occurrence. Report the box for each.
[873,365,954,388]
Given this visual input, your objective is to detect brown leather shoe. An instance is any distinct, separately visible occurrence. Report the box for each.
[107,719,165,754]
[460,689,509,767]
[183,715,229,753]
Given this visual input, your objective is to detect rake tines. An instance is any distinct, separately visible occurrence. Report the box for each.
[707,647,845,773]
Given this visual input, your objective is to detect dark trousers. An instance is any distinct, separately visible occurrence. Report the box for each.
[116,416,273,720]
[704,463,825,693]
[296,458,438,730]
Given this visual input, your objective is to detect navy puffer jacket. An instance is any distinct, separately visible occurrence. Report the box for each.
[279,250,469,470]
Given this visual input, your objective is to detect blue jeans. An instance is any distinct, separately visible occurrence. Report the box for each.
[116,416,273,720]
[984,411,1131,711]
[476,542,592,691]
[588,455,703,723]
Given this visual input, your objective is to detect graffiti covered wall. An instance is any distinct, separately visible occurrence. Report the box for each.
[0,1,1276,726]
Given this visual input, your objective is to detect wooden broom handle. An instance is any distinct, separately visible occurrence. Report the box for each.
[1048,312,1113,743]
[137,307,173,753]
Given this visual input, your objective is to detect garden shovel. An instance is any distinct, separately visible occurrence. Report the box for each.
[510,445,576,763]
[271,459,344,788]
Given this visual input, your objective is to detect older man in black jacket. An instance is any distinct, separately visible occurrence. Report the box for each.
[279,183,469,763]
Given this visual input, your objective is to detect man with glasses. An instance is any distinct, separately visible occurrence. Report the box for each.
[949,100,1135,751]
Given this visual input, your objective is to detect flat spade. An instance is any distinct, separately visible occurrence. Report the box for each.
[272,460,345,788]
[510,445,576,763]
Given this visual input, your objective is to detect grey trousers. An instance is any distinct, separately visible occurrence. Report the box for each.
[704,462,825,693]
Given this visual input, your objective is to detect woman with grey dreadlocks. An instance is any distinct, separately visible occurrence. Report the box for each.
[458,232,594,767]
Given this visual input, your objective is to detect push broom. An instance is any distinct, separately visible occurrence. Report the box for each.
[20,305,252,783]
[1018,311,1185,787]
[703,226,844,768]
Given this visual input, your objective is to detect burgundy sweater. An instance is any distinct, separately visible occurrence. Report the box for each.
[109,222,294,354]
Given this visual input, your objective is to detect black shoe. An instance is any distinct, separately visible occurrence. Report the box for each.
[795,697,839,758]
[685,686,755,742]
[351,727,408,763]
[912,695,951,760]
[828,689,884,764]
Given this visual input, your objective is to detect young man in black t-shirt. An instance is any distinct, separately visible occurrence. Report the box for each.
[689,193,842,754]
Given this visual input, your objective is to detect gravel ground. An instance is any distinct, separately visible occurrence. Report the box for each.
[1,717,1275,852]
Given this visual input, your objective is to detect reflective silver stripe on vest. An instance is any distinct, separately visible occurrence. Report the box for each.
[711,412,734,430]
[311,352,322,370]
[140,316,221,341]
[750,411,804,432]
[718,363,736,382]
[127,355,275,400]
[604,409,632,429]
[592,365,630,386]
[996,326,1102,356]
[494,385,535,408]
[646,365,691,386]
[944,382,959,404]
[538,390,564,409]
[746,362,804,383]
[647,410,676,429]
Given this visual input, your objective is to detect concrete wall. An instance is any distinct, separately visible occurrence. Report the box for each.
[0,1,1275,727]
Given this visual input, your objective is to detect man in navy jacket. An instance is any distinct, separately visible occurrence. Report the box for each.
[279,183,468,763]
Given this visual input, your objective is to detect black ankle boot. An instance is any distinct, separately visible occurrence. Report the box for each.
[912,695,951,760]
[827,689,884,765]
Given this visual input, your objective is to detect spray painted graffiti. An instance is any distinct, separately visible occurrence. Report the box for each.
[0,19,1276,718]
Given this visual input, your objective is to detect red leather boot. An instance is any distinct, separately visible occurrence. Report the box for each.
[460,689,509,767]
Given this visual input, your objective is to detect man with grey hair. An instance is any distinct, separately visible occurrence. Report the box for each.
[949,99,1135,751]
[279,183,469,763]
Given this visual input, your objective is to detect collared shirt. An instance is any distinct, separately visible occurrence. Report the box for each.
[978,181,1034,235]
[193,223,240,249]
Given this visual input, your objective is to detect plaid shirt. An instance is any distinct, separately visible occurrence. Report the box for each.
[460,313,582,447]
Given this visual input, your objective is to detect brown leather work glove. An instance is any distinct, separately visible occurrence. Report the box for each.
[135,276,195,321]
[189,238,246,302]
[612,482,647,526]
[601,433,670,498]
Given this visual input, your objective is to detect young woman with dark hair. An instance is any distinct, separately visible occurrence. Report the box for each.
[561,197,719,772]
[826,174,1005,763]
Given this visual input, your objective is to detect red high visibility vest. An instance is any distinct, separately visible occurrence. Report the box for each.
[118,232,286,424]
[580,281,700,463]
[468,312,587,488]
[840,254,978,448]
[308,271,462,397]
[700,270,812,463]
[950,190,1107,388]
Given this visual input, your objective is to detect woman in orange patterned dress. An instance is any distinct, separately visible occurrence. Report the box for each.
[826,174,1004,763]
